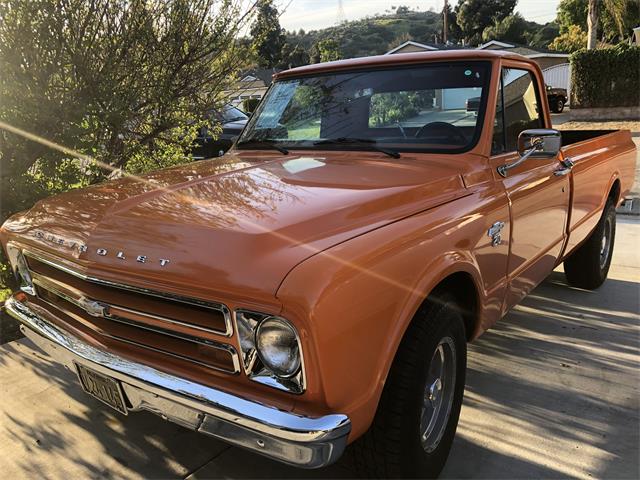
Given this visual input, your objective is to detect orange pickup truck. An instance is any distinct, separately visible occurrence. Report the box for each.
[2,50,636,477]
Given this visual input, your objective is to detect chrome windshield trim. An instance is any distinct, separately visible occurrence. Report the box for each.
[5,296,351,466]
[23,248,233,337]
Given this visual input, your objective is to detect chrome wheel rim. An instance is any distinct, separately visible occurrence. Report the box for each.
[420,336,456,453]
[600,216,613,269]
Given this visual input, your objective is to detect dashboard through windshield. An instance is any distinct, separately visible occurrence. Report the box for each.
[238,62,491,154]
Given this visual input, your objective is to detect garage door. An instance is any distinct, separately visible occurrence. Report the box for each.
[543,63,571,105]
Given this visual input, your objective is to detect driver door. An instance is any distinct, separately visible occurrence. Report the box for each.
[490,65,570,311]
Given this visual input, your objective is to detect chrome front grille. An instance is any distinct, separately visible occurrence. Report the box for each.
[23,249,240,375]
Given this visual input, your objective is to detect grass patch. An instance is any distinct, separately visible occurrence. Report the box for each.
[286,121,321,140]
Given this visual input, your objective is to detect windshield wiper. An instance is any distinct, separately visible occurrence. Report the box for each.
[313,137,400,159]
[236,139,289,155]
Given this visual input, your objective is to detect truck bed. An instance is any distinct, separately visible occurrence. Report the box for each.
[560,130,618,146]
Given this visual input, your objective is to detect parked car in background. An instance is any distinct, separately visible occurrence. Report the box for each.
[465,95,481,114]
[546,84,568,113]
[468,84,568,115]
[191,104,248,159]
[2,50,636,478]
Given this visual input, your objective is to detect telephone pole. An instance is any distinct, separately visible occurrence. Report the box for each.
[337,0,346,24]
[443,0,448,44]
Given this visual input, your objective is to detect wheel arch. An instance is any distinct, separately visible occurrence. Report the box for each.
[608,177,622,205]
[384,260,483,396]
[346,263,484,440]
[426,271,480,342]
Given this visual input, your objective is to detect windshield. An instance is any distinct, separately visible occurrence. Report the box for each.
[221,105,248,123]
[238,62,490,154]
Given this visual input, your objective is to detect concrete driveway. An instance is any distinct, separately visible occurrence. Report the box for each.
[1,217,638,479]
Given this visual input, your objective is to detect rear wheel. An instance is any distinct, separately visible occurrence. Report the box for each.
[564,200,616,289]
[352,294,467,478]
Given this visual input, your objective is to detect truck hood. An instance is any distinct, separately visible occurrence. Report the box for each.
[2,151,469,300]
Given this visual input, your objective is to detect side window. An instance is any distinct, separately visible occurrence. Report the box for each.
[492,68,543,154]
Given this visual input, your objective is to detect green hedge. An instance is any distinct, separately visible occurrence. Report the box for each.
[570,44,640,108]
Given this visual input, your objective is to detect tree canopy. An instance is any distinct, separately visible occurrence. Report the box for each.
[0,0,251,285]
[482,13,529,44]
[455,0,518,45]
[250,0,285,68]
[557,0,639,44]
[549,24,588,52]
[311,39,343,63]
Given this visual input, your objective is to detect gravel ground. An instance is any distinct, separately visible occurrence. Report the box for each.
[556,120,640,131]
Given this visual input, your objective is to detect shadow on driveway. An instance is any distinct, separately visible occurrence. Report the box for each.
[1,273,638,478]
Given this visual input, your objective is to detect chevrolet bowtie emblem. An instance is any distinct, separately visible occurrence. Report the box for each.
[79,297,108,317]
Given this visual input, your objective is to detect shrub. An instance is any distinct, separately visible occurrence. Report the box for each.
[0,0,252,288]
[570,44,640,108]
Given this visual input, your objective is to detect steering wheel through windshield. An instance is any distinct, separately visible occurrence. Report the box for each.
[414,122,467,145]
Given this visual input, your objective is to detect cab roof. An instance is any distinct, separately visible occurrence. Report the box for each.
[275,49,531,80]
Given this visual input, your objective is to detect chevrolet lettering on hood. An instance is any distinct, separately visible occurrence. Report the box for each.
[33,230,170,266]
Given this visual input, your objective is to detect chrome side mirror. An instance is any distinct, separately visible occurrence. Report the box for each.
[498,129,561,177]
[517,129,561,158]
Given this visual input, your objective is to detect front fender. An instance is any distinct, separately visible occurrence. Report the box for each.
[277,189,509,440]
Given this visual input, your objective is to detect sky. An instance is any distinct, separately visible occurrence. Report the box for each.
[278,0,561,32]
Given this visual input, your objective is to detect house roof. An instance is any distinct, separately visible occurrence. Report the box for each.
[239,68,280,85]
[477,40,515,49]
[386,39,568,58]
[477,40,569,57]
[385,41,439,54]
[386,40,467,54]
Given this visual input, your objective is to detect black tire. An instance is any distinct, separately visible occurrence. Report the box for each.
[351,293,467,478]
[564,200,616,289]
[555,99,565,113]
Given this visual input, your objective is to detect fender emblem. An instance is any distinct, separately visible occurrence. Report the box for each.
[488,221,505,247]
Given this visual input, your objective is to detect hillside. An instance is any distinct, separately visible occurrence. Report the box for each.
[283,8,556,61]
[286,10,444,59]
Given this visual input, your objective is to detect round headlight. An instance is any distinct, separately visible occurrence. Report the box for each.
[255,317,301,378]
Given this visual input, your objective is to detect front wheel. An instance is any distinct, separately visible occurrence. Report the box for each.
[352,294,467,478]
[564,200,616,289]
[555,99,565,113]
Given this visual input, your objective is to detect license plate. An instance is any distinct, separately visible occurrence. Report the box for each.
[75,364,128,415]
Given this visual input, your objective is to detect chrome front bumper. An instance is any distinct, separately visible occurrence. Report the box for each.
[4,296,351,468]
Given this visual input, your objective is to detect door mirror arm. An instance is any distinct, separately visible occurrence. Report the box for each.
[497,129,562,178]
[497,138,543,177]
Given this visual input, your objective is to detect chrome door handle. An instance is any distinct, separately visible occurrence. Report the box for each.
[554,157,574,176]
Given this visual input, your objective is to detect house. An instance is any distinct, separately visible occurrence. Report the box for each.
[224,68,279,107]
[385,40,463,54]
[386,40,572,103]
[475,40,569,71]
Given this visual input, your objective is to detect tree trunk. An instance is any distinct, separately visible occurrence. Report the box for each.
[587,0,598,49]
